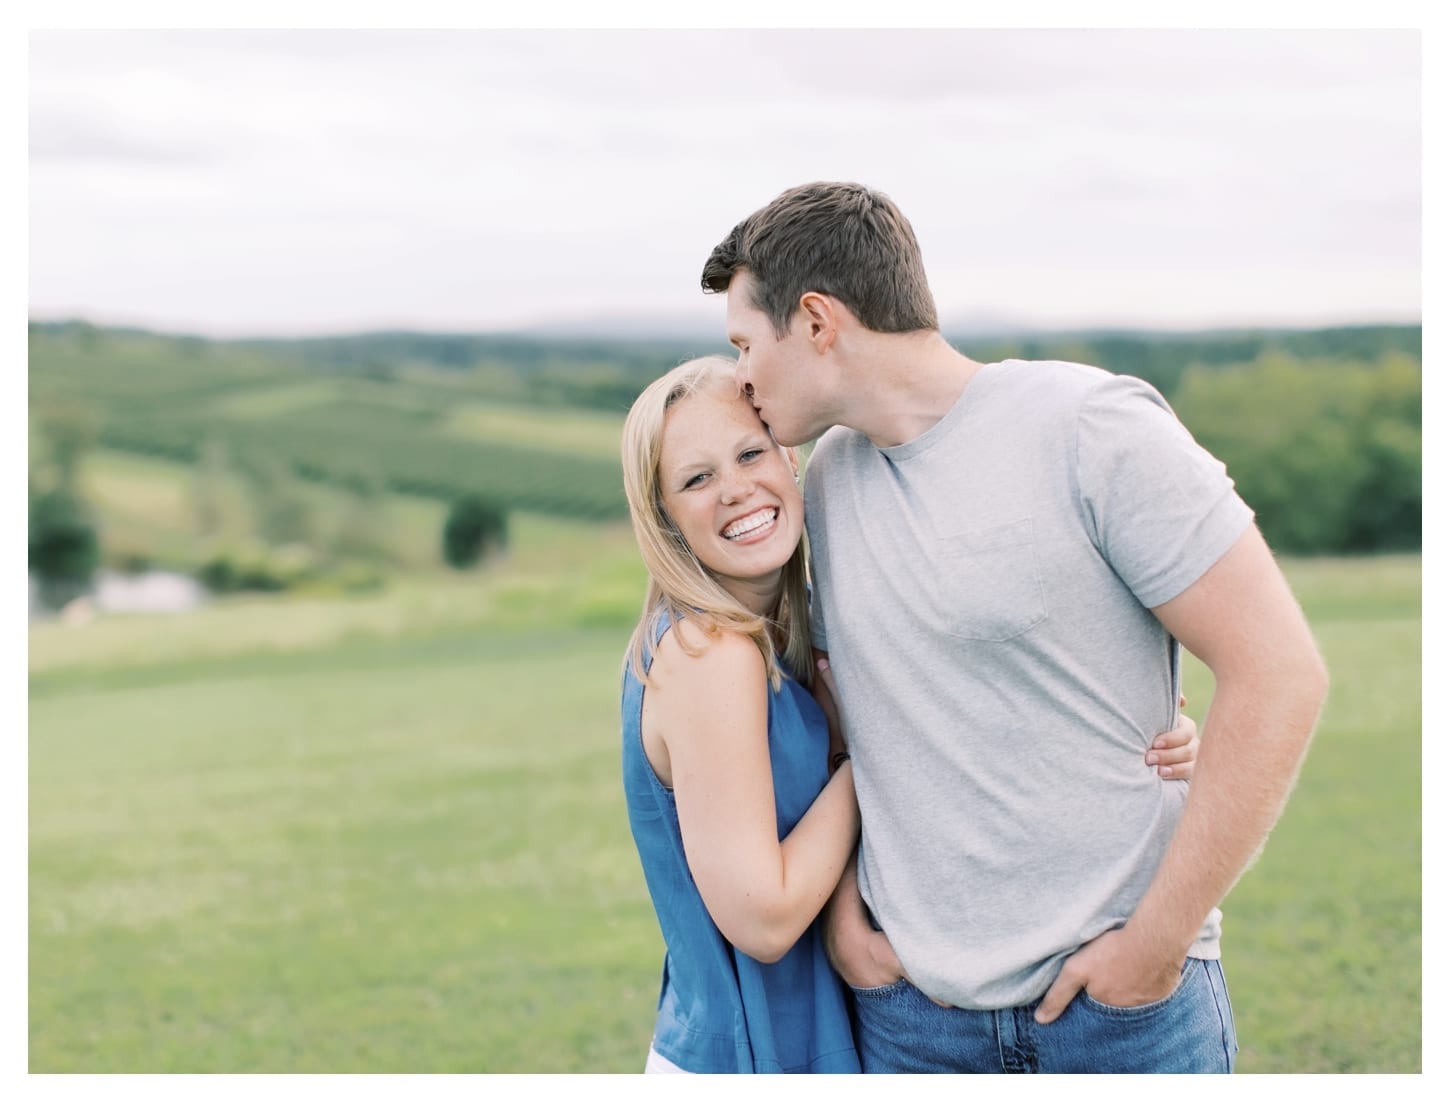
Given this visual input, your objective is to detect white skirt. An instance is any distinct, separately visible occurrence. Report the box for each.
[644,1047,694,1074]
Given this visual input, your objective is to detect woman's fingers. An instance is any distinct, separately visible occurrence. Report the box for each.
[1147,710,1199,778]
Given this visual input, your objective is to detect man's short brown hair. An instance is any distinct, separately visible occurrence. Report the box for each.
[701,181,939,337]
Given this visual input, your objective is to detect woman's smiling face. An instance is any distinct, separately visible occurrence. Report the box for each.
[656,380,803,614]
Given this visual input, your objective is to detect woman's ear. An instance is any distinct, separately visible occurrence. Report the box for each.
[786,446,800,480]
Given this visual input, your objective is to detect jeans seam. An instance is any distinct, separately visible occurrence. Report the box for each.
[1206,961,1236,1071]
[1015,1007,1038,1073]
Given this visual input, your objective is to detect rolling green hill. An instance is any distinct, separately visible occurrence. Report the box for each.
[29,319,1422,543]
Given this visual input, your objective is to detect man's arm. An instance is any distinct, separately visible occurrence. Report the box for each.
[1035,525,1328,1023]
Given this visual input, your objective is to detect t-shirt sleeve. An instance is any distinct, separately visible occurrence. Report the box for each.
[1075,374,1255,609]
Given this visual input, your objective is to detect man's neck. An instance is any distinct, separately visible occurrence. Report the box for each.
[839,330,985,449]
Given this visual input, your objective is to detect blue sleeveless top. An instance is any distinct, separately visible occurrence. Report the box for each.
[621,614,860,1073]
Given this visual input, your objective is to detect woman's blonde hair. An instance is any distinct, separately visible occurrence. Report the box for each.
[621,355,813,691]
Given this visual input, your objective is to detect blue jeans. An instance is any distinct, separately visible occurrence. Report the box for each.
[851,958,1238,1073]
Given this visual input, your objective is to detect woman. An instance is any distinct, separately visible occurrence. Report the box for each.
[618,356,1200,1074]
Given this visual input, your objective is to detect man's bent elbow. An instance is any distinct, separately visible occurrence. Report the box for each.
[1281,645,1330,760]
[1311,653,1331,709]
[1296,643,1331,720]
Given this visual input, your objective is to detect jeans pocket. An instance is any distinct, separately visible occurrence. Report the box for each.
[1079,958,1196,1019]
[937,517,1048,642]
[847,977,913,1000]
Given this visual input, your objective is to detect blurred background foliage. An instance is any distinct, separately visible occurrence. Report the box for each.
[27,318,1420,603]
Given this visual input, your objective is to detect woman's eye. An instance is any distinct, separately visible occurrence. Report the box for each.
[739,449,763,463]
[683,473,707,489]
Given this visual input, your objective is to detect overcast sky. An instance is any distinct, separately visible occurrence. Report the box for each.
[27,27,1422,337]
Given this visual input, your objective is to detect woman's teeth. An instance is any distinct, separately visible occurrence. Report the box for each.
[723,508,777,540]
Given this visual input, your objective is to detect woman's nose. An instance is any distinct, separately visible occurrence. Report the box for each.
[719,470,751,503]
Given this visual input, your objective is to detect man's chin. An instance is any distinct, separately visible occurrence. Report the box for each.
[770,425,814,449]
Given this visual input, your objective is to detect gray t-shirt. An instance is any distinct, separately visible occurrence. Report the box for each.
[804,359,1254,1010]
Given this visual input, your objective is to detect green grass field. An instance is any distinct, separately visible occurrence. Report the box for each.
[30,329,634,520]
[29,549,1420,1072]
[1181,555,1422,1072]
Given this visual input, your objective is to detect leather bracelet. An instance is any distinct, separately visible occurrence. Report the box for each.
[831,751,851,771]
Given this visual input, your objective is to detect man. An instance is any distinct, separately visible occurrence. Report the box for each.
[700,182,1328,1073]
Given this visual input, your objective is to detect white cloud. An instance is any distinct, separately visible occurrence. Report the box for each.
[27,27,1423,335]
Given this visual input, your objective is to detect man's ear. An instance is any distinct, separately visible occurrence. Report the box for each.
[798,292,839,352]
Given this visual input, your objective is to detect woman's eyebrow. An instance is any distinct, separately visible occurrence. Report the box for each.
[662,453,710,482]
[664,428,769,478]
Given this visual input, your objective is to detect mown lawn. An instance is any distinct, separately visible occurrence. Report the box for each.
[29,553,1420,1072]
[30,519,658,1073]
[1180,554,1421,1072]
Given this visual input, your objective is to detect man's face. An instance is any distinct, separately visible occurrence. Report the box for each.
[724,272,823,448]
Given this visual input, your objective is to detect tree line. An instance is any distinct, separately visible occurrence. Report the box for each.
[1173,352,1419,553]
[30,318,1420,418]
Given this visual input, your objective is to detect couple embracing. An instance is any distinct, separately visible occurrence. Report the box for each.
[618,182,1328,1074]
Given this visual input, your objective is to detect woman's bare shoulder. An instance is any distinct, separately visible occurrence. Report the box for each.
[654,617,761,669]
[650,619,767,710]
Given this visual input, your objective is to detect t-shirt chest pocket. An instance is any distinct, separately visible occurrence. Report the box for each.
[935,516,1048,642]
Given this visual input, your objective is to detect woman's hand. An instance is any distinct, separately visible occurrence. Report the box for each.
[1146,695,1199,779]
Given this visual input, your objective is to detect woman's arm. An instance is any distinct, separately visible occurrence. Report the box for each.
[646,621,860,964]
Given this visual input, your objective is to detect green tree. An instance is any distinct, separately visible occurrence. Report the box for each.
[29,489,100,609]
[1174,354,1421,553]
[442,495,509,569]
[1342,355,1421,551]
